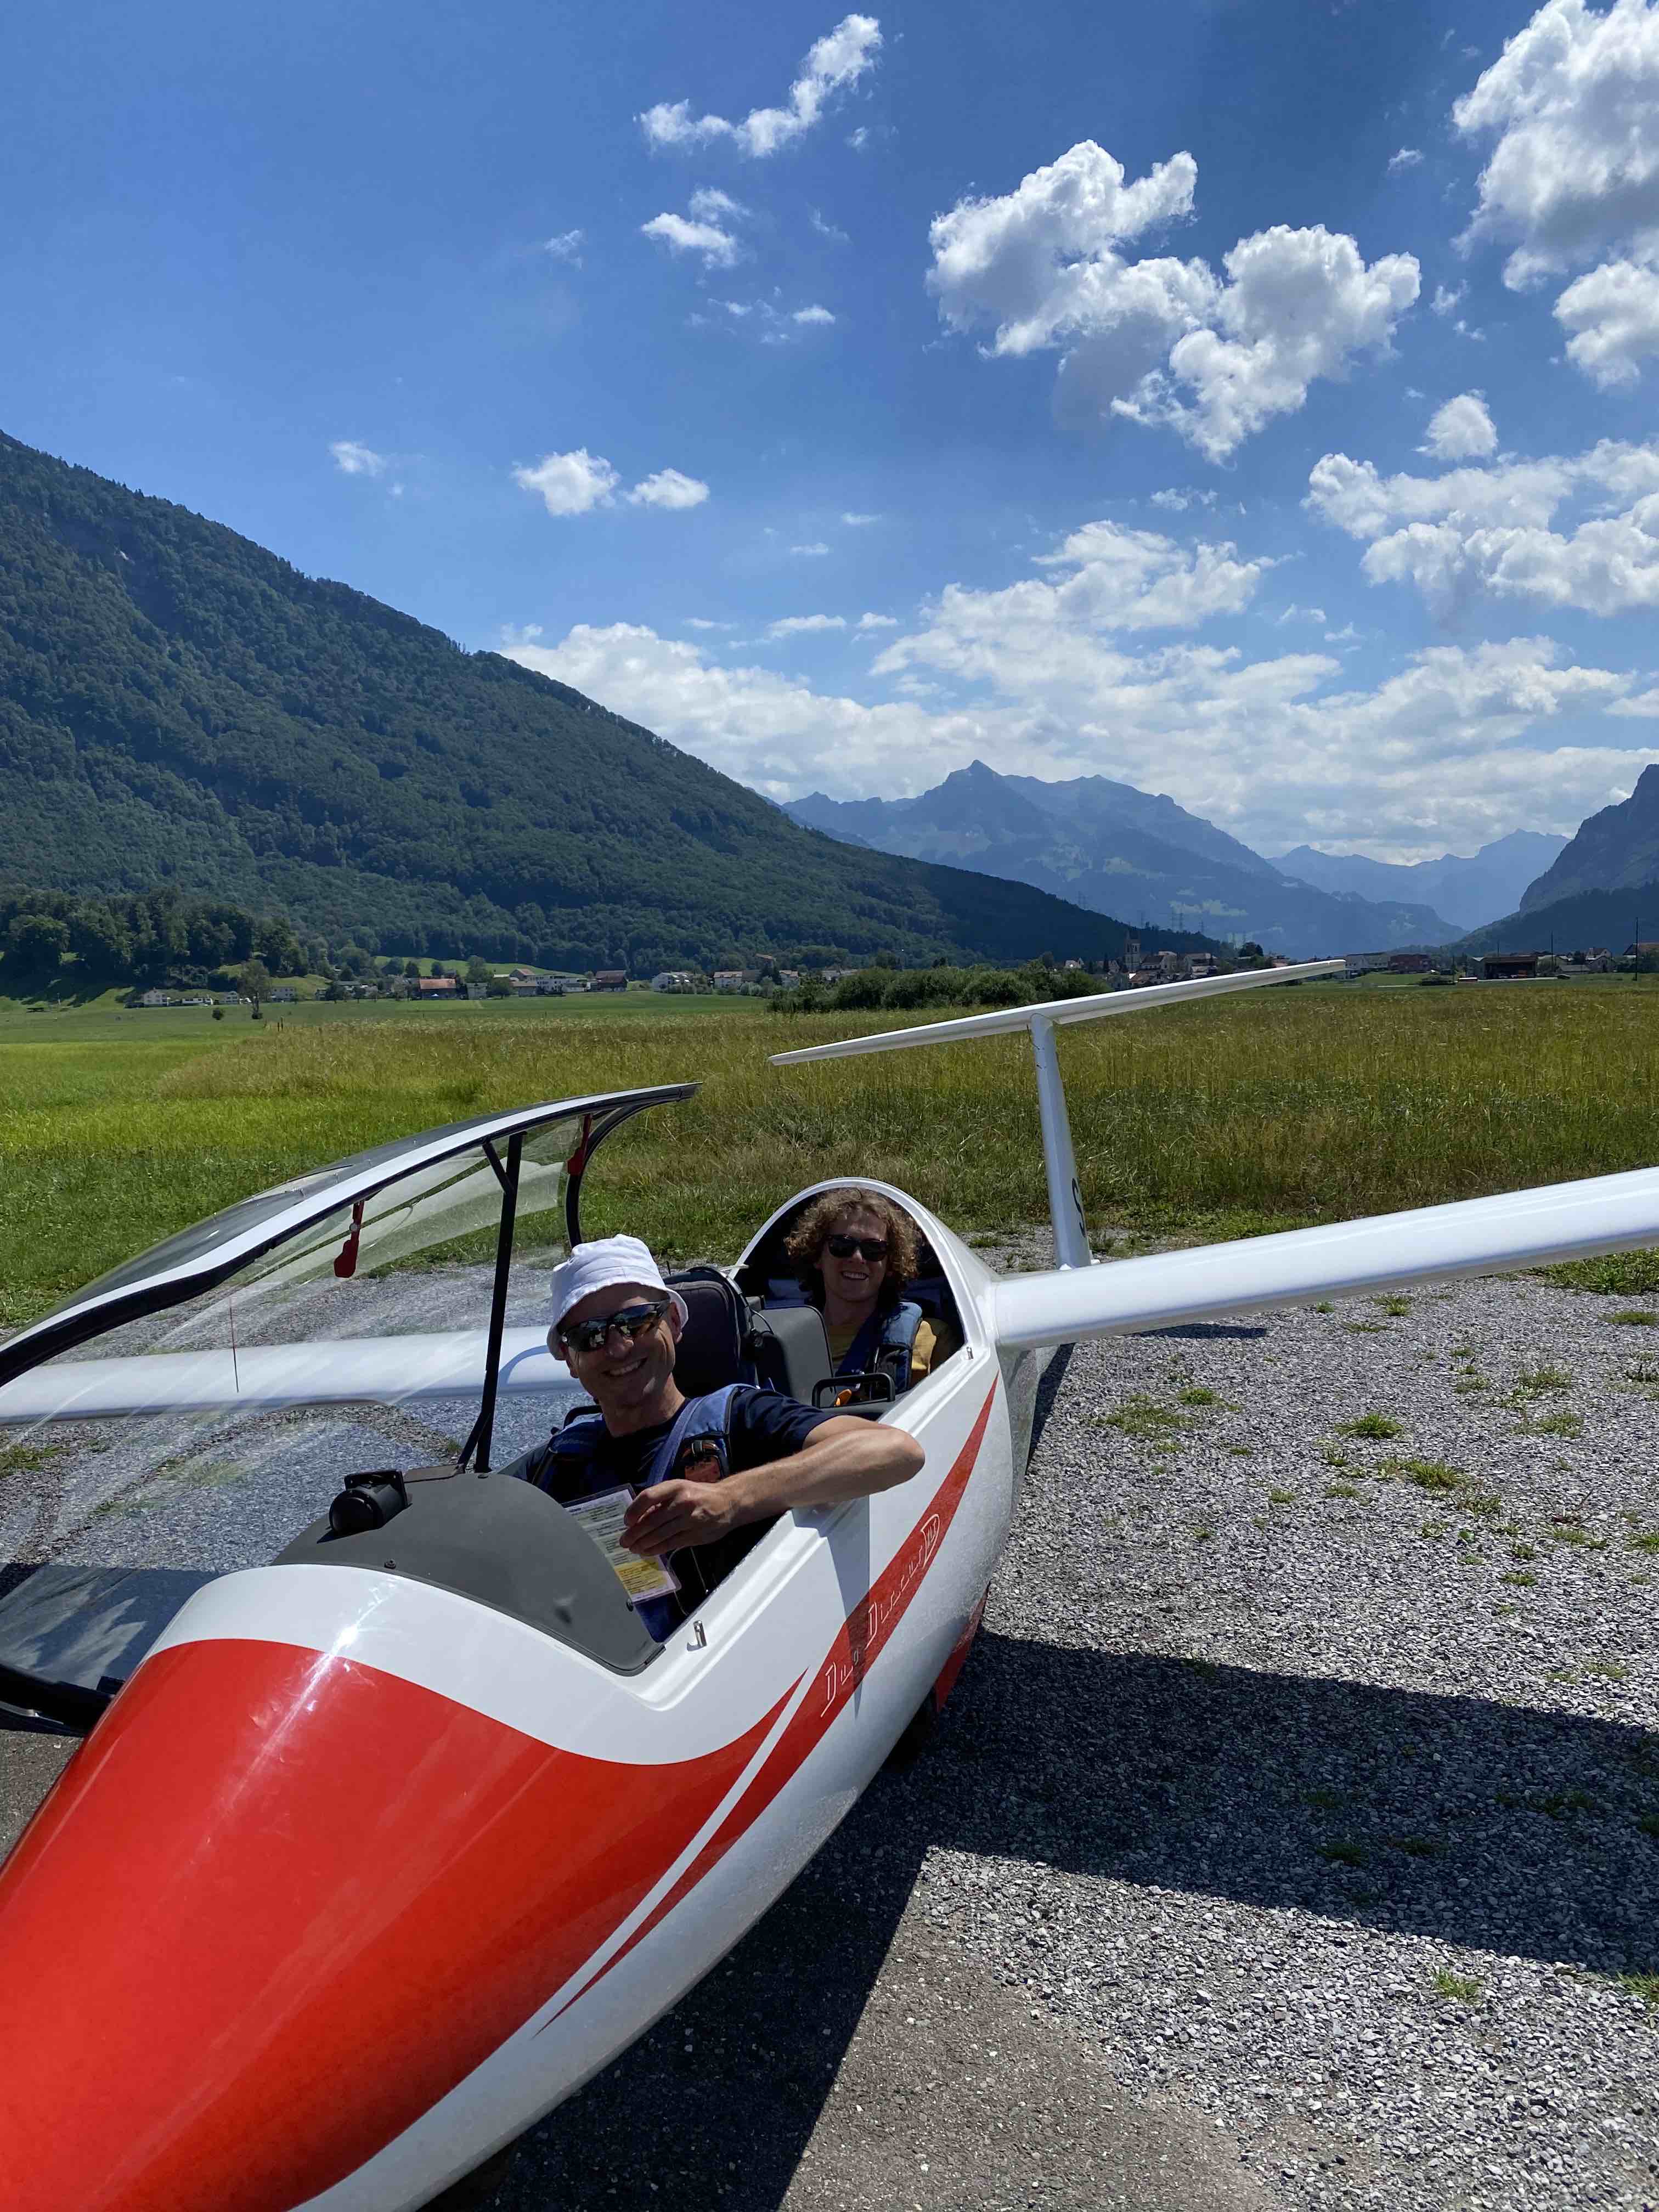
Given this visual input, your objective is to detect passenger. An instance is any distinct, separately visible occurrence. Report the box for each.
[783,1188,962,1392]
[529,1235,924,1633]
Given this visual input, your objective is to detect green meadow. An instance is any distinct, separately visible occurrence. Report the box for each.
[3,978,1657,1329]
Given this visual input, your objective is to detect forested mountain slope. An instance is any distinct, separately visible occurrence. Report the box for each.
[0,432,1210,970]
[1518,767,1659,915]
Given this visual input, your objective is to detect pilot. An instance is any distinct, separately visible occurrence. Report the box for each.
[783,1188,961,1391]
[527,1235,923,1629]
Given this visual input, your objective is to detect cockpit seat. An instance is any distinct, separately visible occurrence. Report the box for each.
[663,1265,834,1406]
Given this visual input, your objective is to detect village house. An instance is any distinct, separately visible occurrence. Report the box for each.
[1389,952,1433,974]
[651,971,699,992]
[712,970,747,992]
[590,970,629,991]
[417,975,459,997]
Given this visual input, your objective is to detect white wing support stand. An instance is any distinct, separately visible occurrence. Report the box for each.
[770,960,1343,1268]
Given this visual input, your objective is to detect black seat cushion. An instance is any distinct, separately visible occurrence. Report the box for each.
[665,1267,756,1397]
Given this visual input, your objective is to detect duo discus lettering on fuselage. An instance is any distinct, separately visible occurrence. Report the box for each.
[565,1487,680,1607]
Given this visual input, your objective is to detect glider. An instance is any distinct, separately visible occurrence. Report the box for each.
[2,959,1658,2211]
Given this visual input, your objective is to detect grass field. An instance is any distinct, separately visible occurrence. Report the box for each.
[3,978,1658,1329]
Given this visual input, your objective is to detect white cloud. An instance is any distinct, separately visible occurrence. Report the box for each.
[873,521,1268,692]
[543,229,585,264]
[1554,256,1659,382]
[811,208,850,243]
[857,611,898,627]
[626,467,711,510]
[790,540,831,556]
[1277,603,1328,624]
[330,439,387,477]
[1308,435,1659,614]
[1421,392,1499,459]
[639,14,882,158]
[512,448,620,516]
[1431,281,1466,315]
[1150,486,1217,510]
[793,303,837,325]
[927,140,1418,459]
[498,622,544,646]
[513,450,709,517]
[503,619,1638,859]
[769,613,848,636]
[1453,0,1659,287]
[1388,146,1425,171]
[842,511,882,526]
[642,206,744,269]
[684,617,736,630]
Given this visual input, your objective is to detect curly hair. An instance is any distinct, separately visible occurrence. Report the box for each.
[783,1187,922,1308]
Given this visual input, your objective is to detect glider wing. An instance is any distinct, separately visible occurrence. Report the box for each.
[991,1166,1659,1349]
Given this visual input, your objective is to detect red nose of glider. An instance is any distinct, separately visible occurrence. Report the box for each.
[0,1634,774,2212]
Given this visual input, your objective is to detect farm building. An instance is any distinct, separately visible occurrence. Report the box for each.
[590,971,629,991]
[417,976,458,997]
[1389,952,1433,973]
[1482,952,1540,980]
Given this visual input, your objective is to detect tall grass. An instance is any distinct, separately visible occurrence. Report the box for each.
[3,981,1656,1327]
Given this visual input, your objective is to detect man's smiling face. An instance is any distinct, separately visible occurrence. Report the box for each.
[553,1280,682,1429]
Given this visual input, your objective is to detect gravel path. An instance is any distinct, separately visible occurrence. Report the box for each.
[3,1269,1656,2210]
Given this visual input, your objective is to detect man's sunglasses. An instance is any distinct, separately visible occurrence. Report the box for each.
[825,1234,889,1262]
[558,1299,670,1353]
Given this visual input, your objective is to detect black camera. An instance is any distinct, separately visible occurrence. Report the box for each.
[328,1468,409,1537]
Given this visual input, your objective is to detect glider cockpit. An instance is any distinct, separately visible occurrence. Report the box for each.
[0,1086,695,1726]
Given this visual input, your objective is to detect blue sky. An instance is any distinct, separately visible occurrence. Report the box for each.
[5,0,1659,859]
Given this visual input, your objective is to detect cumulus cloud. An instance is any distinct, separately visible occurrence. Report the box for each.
[769,613,848,636]
[330,439,387,476]
[627,468,711,510]
[857,610,898,627]
[1453,0,1659,287]
[926,140,1418,459]
[543,229,585,264]
[1431,281,1466,315]
[642,190,752,269]
[1421,392,1499,459]
[503,618,1637,858]
[790,540,831,556]
[1308,436,1659,614]
[1150,486,1217,511]
[1554,256,1659,382]
[640,14,881,157]
[514,449,620,517]
[1388,147,1425,171]
[514,450,711,517]
[871,521,1268,705]
[793,303,837,325]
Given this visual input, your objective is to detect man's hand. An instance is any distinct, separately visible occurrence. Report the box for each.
[622,1479,741,1557]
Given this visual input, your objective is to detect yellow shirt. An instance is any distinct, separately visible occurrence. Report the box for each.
[824,1313,960,1381]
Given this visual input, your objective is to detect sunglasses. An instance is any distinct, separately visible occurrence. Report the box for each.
[558,1299,670,1353]
[825,1234,889,1262]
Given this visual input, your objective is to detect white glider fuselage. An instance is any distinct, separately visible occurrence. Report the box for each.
[0,1196,1025,2212]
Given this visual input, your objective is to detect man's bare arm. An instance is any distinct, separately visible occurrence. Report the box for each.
[622,1417,924,1557]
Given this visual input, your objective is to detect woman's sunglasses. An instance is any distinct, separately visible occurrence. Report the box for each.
[825,1234,889,1262]
[558,1299,670,1353]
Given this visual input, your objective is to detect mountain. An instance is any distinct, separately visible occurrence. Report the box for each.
[1274,830,1568,933]
[0,431,1222,972]
[1517,766,1659,913]
[786,763,1458,958]
[1455,879,1659,957]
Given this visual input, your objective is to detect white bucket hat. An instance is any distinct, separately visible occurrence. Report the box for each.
[548,1234,689,1338]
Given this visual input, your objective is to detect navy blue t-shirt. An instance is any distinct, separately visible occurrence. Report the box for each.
[562,1384,838,1496]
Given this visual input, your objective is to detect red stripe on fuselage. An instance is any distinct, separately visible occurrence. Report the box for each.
[550,1382,997,2019]
[0,1640,788,2212]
